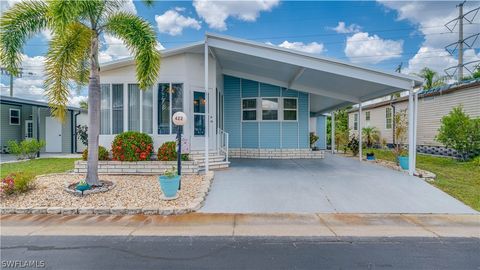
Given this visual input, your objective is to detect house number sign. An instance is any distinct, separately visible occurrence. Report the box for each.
[172,111,187,126]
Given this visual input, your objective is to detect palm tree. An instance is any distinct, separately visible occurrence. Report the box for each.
[362,127,380,148]
[0,0,160,186]
[417,67,445,89]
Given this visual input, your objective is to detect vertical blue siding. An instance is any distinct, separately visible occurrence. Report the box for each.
[298,93,309,148]
[224,75,241,148]
[316,116,326,149]
[259,122,281,148]
[242,122,259,148]
[223,75,309,150]
[241,79,258,97]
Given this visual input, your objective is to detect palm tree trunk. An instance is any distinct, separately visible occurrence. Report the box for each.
[86,32,101,186]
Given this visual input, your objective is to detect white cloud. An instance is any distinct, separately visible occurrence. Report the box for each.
[379,1,480,76]
[155,9,201,36]
[345,32,403,64]
[330,21,361,34]
[68,95,88,107]
[193,0,279,31]
[119,0,137,14]
[99,34,131,63]
[267,41,325,54]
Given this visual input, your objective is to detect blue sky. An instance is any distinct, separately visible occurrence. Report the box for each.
[1,0,479,104]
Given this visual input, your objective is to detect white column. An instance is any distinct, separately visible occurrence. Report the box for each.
[408,88,415,176]
[204,39,209,173]
[331,112,335,154]
[358,103,363,161]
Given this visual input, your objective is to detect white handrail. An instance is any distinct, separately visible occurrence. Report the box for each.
[217,128,229,162]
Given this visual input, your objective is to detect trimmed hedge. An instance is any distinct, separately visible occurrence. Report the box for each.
[157,141,189,161]
[111,131,153,161]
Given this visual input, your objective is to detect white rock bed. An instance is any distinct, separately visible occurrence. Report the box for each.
[1,174,206,209]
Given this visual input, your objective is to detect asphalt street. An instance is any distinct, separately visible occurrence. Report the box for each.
[1,236,479,270]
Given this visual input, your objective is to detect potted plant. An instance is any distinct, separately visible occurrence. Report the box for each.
[310,132,319,151]
[366,152,375,160]
[393,109,409,170]
[76,179,90,192]
[158,166,180,199]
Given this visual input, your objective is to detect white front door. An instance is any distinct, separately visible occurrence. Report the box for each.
[24,120,33,140]
[45,117,62,152]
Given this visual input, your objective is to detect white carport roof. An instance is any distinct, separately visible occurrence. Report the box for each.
[102,33,423,115]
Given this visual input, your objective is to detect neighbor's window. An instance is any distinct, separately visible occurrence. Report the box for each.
[262,98,278,120]
[353,113,358,130]
[158,83,184,135]
[385,107,392,129]
[283,98,297,121]
[242,99,257,121]
[100,84,111,134]
[9,108,20,125]
[365,111,370,121]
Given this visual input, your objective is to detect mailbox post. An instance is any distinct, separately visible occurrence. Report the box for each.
[172,111,187,189]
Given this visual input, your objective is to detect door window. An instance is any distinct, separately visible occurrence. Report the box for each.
[193,91,206,136]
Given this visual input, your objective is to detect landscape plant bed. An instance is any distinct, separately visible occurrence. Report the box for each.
[1,172,213,215]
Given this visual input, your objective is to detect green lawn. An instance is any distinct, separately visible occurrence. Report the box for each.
[0,158,79,179]
[364,148,480,211]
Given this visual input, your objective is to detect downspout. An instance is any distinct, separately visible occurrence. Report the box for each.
[391,103,396,146]
[74,110,81,153]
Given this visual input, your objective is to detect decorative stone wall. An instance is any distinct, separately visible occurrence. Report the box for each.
[74,161,199,175]
[229,148,324,159]
[385,143,478,159]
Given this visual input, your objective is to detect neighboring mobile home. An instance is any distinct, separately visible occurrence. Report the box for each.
[98,33,422,171]
[348,79,480,157]
[0,95,87,154]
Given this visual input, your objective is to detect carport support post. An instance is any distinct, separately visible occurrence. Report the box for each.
[204,38,209,173]
[408,87,415,176]
[358,103,363,161]
[331,112,335,154]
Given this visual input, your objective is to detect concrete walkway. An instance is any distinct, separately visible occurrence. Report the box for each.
[201,154,476,214]
[1,213,478,237]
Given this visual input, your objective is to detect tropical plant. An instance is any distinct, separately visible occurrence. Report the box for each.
[310,132,319,148]
[82,146,109,161]
[0,1,160,185]
[111,131,153,161]
[76,125,88,146]
[163,166,178,178]
[79,99,88,110]
[1,172,34,196]
[436,106,480,161]
[417,67,445,89]
[362,127,380,148]
[157,141,188,161]
[7,139,45,160]
[333,109,350,152]
[393,109,408,162]
[347,135,359,156]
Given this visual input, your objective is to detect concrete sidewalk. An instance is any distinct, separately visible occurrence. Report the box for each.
[1,213,478,238]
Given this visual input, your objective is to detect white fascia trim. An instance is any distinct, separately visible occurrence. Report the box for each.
[206,33,422,89]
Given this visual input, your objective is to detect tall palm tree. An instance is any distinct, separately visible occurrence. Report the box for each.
[417,67,445,89]
[0,0,160,185]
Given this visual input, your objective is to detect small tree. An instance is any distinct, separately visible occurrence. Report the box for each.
[393,109,408,162]
[436,106,480,161]
[347,135,359,156]
[76,125,88,146]
[362,127,380,148]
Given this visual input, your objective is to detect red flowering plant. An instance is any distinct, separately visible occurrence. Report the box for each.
[111,131,153,161]
[157,141,189,161]
[1,172,34,196]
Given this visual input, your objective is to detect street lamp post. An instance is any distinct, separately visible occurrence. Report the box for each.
[172,111,187,189]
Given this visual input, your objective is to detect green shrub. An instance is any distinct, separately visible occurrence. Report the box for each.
[1,172,34,196]
[347,135,359,156]
[111,131,153,161]
[7,139,45,160]
[436,106,480,161]
[472,156,480,167]
[157,141,189,161]
[82,146,110,161]
[310,132,319,148]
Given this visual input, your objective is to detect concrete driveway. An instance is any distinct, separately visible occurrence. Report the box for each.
[201,154,476,214]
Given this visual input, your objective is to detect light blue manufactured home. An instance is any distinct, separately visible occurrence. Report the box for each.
[98,33,422,172]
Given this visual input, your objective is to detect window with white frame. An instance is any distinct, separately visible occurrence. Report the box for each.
[9,108,20,125]
[262,98,278,120]
[385,107,392,129]
[100,84,111,134]
[242,98,257,121]
[158,83,183,135]
[283,98,297,121]
[112,84,124,134]
[353,113,358,130]
[365,111,370,127]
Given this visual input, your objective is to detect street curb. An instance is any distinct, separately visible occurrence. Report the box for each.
[0,171,214,216]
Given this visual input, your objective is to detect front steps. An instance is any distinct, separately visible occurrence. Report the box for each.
[189,151,230,171]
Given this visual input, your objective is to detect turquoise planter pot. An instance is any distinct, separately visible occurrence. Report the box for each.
[398,156,409,170]
[76,183,90,192]
[158,175,180,198]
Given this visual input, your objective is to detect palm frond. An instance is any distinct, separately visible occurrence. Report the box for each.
[0,0,49,75]
[105,12,160,90]
[44,22,92,121]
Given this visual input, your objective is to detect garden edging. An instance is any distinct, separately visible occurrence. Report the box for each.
[73,160,199,175]
[0,171,214,215]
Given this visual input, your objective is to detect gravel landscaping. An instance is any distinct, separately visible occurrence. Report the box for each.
[1,173,213,215]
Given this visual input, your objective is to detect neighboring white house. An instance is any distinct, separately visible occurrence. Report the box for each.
[348,79,480,157]
[97,33,422,172]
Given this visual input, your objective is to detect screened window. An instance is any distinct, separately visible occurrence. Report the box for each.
[142,87,153,134]
[365,111,370,121]
[193,91,205,136]
[112,84,123,134]
[262,98,278,120]
[128,84,140,131]
[283,98,297,121]
[385,107,392,129]
[100,84,111,134]
[9,109,20,125]
[353,113,358,130]
[158,83,183,134]
[242,99,257,121]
